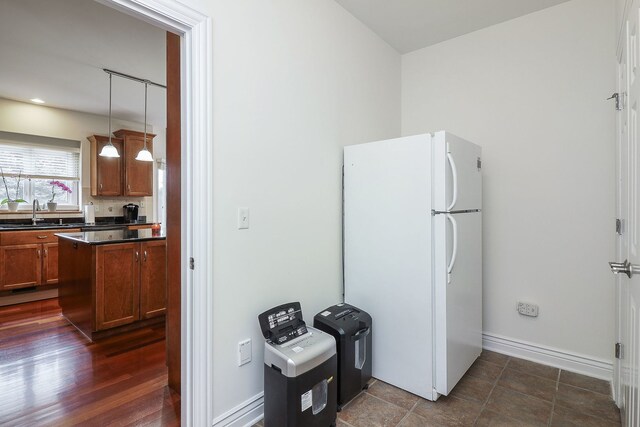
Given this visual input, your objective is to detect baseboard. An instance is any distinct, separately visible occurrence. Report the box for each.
[483,332,613,381]
[212,392,263,427]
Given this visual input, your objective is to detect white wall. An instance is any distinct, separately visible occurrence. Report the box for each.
[402,0,615,361]
[178,0,400,422]
[0,97,164,220]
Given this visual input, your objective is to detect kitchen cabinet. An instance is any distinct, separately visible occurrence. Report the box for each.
[58,230,166,340]
[139,240,167,319]
[0,229,80,291]
[88,135,124,197]
[113,129,155,197]
[88,129,154,197]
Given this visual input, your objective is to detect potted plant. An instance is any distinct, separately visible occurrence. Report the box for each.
[1,167,26,212]
[48,180,72,212]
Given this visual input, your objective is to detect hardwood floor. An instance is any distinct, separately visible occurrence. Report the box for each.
[0,298,180,426]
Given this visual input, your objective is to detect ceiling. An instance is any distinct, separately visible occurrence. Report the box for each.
[334,0,573,53]
[0,0,166,127]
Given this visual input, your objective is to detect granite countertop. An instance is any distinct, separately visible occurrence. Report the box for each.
[0,222,154,232]
[56,228,165,245]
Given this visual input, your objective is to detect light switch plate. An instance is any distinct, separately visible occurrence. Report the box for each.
[238,207,249,229]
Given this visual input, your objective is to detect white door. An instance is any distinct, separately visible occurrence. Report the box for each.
[344,135,436,400]
[614,2,640,426]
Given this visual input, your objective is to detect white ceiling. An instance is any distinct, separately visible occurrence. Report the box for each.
[335,0,573,53]
[0,0,166,127]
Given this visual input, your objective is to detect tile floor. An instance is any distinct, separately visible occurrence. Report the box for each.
[253,350,621,426]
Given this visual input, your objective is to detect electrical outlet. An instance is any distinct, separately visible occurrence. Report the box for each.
[238,339,251,366]
[517,301,539,317]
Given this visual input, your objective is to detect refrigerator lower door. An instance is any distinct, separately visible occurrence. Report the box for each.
[434,211,482,395]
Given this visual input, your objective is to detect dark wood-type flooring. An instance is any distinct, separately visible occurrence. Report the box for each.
[255,350,621,426]
[0,298,180,426]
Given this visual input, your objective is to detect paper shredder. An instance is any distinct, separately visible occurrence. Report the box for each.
[313,303,372,410]
[259,302,337,427]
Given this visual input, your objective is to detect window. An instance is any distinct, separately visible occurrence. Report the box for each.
[0,133,81,210]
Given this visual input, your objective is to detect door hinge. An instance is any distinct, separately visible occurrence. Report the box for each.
[616,218,623,235]
[608,93,623,111]
[477,157,482,171]
[189,257,195,270]
[616,342,623,359]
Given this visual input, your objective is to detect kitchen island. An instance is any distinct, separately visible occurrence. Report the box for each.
[57,229,166,341]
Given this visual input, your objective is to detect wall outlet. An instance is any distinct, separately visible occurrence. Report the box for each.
[517,301,539,317]
[238,339,251,366]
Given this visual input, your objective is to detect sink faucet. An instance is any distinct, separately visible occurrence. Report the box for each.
[32,200,43,225]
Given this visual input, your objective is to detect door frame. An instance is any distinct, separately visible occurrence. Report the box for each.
[99,1,214,426]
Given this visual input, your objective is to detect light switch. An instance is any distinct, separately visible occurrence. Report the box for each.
[238,207,249,229]
[238,339,251,366]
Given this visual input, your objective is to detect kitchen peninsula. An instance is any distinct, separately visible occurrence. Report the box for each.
[57,228,166,341]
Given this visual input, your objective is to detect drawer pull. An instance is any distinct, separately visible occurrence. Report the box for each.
[37,235,48,239]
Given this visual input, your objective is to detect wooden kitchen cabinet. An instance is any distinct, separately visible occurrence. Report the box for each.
[59,235,166,338]
[88,135,124,197]
[113,129,155,197]
[0,229,80,290]
[95,243,140,330]
[140,240,167,319]
[0,244,41,290]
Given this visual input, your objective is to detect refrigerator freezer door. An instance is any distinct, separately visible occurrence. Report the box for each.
[344,134,437,400]
[434,211,483,395]
[433,132,482,212]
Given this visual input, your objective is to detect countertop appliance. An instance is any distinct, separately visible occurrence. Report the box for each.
[343,131,482,401]
[313,303,372,410]
[123,204,139,223]
[259,302,337,427]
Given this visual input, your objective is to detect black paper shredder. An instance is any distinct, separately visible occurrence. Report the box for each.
[259,302,337,427]
[313,303,372,410]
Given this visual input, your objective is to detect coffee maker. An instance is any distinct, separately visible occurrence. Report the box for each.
[123,204,139,223]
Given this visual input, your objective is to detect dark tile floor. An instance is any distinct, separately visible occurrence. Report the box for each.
[253,350,621,426]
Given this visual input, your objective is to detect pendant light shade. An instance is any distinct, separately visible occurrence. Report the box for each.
[136,82,154,162]
[99,73,120,158]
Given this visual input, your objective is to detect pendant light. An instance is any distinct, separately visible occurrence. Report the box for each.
[135,82,154,162]
[99,73,120,158]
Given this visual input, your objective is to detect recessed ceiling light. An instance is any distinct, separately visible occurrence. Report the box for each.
[30,98,45,104]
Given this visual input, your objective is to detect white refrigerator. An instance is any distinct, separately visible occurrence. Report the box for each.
[343,131,482,401]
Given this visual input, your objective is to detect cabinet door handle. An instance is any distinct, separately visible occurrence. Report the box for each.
[100,183,103,190]
[135,251,139,262]
[44,249,48,257]
[37,249,41,258]
[37,235,48,239]
[128,184,131,192]
[144,250,147,262]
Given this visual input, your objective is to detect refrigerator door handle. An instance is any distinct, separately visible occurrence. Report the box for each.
[447,151,458,211]
[446,214,458,283]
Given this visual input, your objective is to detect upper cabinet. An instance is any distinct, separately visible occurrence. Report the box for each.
[88,135,124,197]
[88,129,155,197]
[114,129,155,197]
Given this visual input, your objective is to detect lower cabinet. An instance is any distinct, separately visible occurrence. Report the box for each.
[95,240,166,331]
[0,229,80,291]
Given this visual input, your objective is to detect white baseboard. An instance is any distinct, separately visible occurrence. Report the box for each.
[483,332,613,381]
[212,392,263,427]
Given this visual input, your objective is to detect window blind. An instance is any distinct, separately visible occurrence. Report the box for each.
[0,142,80,180]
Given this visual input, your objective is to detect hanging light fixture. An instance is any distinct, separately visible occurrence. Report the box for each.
[135,82,154,162]
[99,73,120,158]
